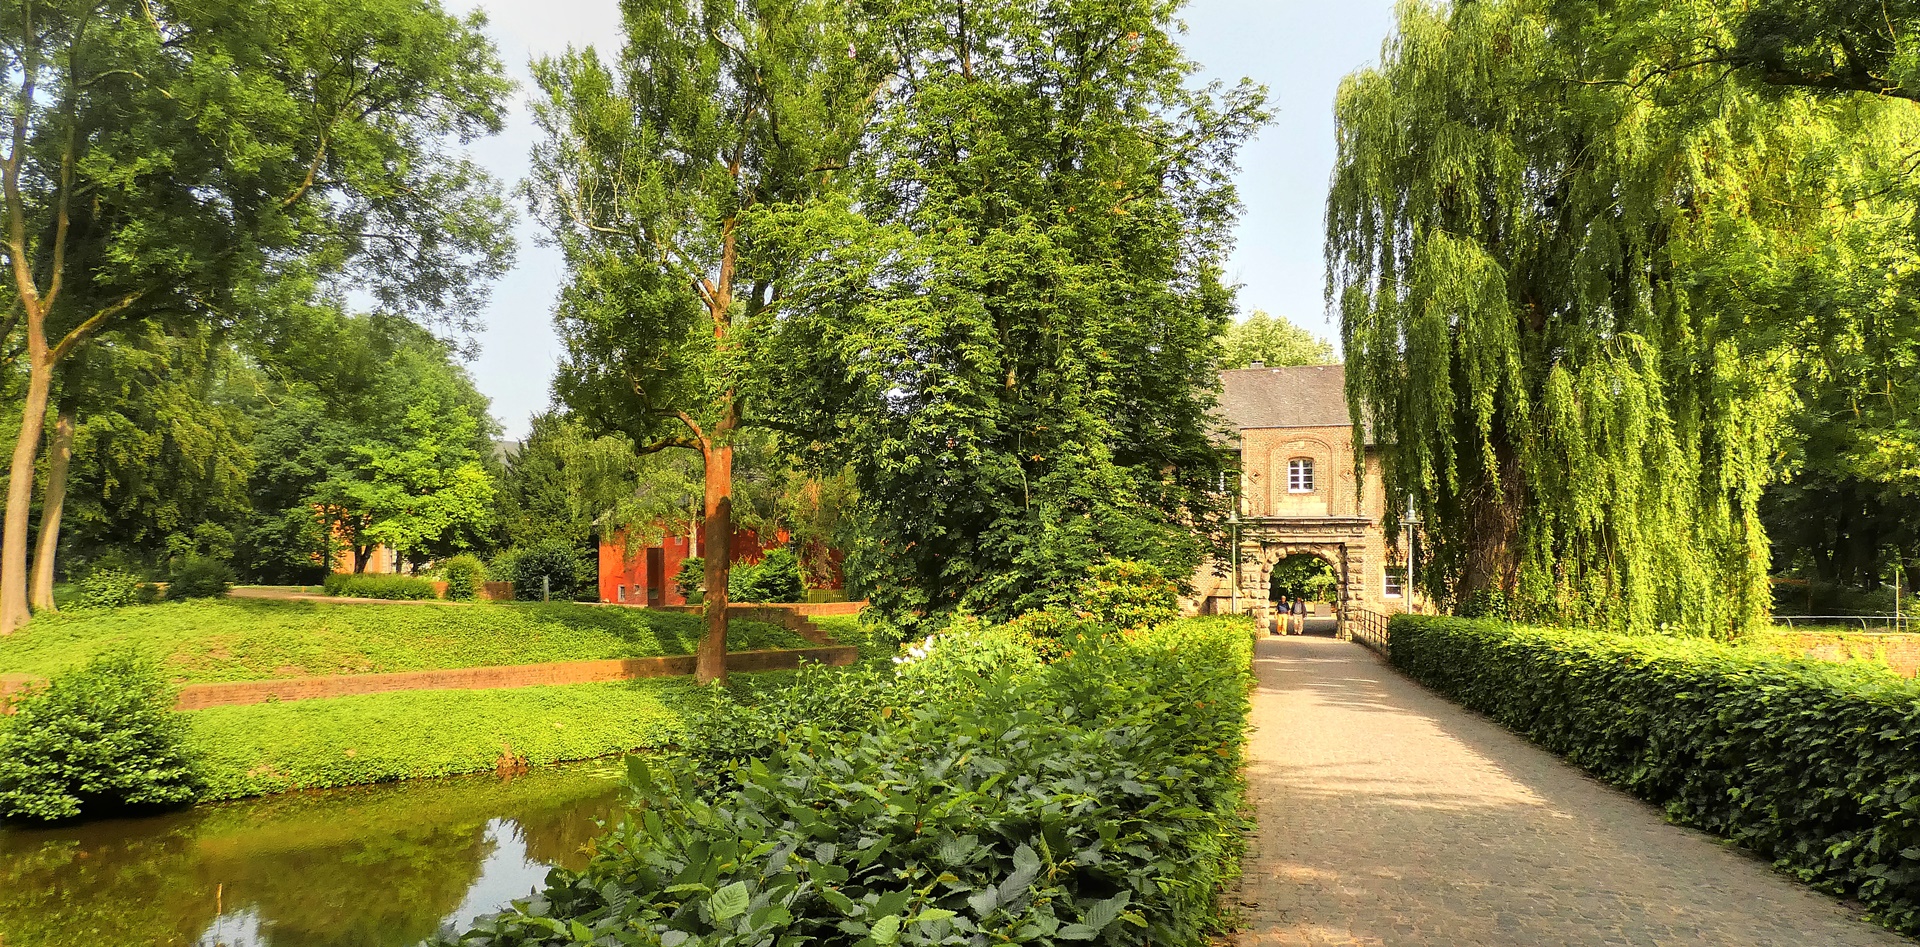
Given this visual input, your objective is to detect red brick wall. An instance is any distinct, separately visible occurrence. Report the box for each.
[599,525,820,605]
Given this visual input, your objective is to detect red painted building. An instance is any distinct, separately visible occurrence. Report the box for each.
[597,524,845,605]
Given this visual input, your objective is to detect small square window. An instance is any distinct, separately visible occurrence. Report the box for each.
[1383,568,1405,598]
[1287,458,1315,493]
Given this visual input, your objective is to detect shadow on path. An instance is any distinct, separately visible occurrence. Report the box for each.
[1235,636,1910,947]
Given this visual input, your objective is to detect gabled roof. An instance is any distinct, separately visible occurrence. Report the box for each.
[1219,364,1353,431]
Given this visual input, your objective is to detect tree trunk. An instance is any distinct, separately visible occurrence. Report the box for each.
[353,544,373,574]
[696,441,734,684]
[29,393,76,612]
[0,353,52,633]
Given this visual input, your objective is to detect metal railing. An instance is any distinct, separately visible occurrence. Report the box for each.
[1345,607,1391,656]
[1771,615,1912,634]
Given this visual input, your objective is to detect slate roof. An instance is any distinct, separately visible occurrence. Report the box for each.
[1218,364,1368,441]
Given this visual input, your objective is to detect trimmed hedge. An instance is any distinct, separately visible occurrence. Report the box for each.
[1389,615,1920,934]
[443,616,1255,946]
[323,572,441,600]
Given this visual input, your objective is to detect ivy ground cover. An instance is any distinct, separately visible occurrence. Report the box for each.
[1388,615,1920,935]
[444,616,1256,946]
[0,600,810,684]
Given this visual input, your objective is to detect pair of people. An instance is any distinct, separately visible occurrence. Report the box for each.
[1270,596,1311,635]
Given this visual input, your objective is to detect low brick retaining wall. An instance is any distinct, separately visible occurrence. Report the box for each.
[0,646,858,714]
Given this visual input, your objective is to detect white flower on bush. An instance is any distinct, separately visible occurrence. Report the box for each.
[894,635,940,665]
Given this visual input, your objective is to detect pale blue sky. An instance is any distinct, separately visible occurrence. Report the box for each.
[454,0,1400,438]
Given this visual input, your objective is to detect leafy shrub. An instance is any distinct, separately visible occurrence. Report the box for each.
[675,556,705,602]
[441,554,487,601]
[727,547,804,603]
[75,569,143,609]
[444,616,1254,946]
[0,652,200,821]
[1389,615,1920,935]
[509,540,594,602]
[167,555,234,599]
[323,573,440,600]
[1075,558,1179,630]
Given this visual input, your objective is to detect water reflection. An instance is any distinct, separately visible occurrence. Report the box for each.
[0,763,625,947]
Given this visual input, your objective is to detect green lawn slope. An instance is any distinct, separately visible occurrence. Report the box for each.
[0,600,813,684]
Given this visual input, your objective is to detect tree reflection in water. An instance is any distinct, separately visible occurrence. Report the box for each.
[0,762,624,947]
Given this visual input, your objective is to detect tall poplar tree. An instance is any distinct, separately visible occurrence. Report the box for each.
[526,0,881,681]
[1326,0,1906,635]
[762,0,1267,622]
[0,0,512,632]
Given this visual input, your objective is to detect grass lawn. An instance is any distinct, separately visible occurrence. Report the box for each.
[0,599,814,684]
[187,678,694,800]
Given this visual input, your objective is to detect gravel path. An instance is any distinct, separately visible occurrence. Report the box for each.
[1235,634,1911,947]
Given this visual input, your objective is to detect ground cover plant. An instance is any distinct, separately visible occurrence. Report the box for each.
[443,614,1255,946]
[0,600,813,684]
[1389,615,1920,935]
[0,653,200,821]
[187,679,694,800]
[323,573,442,600]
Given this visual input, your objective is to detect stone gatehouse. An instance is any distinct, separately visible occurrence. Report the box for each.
[1185,364,1423,626]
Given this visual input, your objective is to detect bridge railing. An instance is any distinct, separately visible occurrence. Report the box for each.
[1345,607,1391,656]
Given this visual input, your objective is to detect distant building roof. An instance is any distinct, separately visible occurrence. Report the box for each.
[1219,364,1353,431]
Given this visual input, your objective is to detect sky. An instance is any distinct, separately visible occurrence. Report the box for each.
[451,0,1401,438]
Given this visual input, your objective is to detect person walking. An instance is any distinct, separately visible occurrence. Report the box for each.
[1272,595,1289,635]
[1292,596,1309,635]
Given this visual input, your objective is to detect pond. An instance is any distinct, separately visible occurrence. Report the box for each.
[0,762,628,947]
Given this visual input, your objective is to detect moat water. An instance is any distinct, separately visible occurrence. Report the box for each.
[0,762,626,947]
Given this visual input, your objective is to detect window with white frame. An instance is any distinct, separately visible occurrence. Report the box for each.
[1287,458,1315,493]
[617,585,627,602]
[1383,567,1405,598]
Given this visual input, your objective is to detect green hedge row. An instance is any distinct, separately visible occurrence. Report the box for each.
[443,616,1255,946]
[323,573,441,600]
[1388,615,1920,934]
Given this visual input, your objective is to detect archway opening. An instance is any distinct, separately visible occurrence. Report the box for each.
[1267,553,1342,636]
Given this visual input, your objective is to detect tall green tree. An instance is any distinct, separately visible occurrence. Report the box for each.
[1219,310,1335,369]
[526,0,881,681]
[0,0,512,632]
[1326,0,1910,635]
[763,0,1267,623]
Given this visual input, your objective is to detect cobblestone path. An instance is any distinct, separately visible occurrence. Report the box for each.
[1236,634,1911,947]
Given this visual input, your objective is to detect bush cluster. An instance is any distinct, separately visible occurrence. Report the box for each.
[727,547,804,603]
[441,554,488,601]
[167,555,234,599]
[444,616,1254,946]
[675,556,706,602]
[508,540,595,602]
[323,573,441,600]
[0,652,200,821]
[1388,615,1920,935]
[75,569,145,609]
[1074,558,1179,630]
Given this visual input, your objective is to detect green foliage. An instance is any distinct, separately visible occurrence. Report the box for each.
[1075,559,1179,631]
[1219,311,1336,369]
[675,557,707,602]
[1268,555,1337,603]
[315,397,497,567]
[496,412,643,551]
[0,653,200,822]
[763,0,1267,626]
[509,540,595,602]
[1323,0,1914,635]
[74,569,143,609]
[441,554,487,601]
[726,548,804,604]
[442,617,1254,946]
[1389,615,1920,935]
[188,680,694,801]
[0,600,812,685]
[323,573,441,601]
[166,556,234,600]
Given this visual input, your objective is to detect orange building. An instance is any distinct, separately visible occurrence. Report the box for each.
[597,524,845,605]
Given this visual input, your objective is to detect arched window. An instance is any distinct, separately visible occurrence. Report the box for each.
[1287,458,1315,493]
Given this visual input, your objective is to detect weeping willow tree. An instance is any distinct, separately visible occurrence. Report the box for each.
[1327,0,1914,636]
